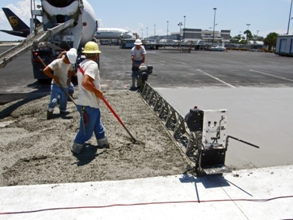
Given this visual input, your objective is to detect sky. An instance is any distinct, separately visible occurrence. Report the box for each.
[0,0,292,41]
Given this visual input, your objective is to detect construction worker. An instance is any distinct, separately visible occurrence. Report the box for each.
[57,48,77,99]
[43,48,77,120]
[130,39,146,90]
[71,41,109,154]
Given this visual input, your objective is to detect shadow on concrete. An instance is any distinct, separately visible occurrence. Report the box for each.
[71,144,108,167]
[0,80,51,119]
[179,173,253,203]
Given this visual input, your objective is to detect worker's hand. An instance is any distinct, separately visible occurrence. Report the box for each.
[57,50,67,59]
[94,89,103,99]
[140,63,145,66]
[71,70,77,77]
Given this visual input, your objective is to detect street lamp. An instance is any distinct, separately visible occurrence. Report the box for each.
[183,15,186,39]
[141,28,143,39]
[178,22,183,42]
[154,24,156,38]
[288,16,293,34]
[212,8,217,44]
[167,21,169,41]
[287,0,293,34]
[146,27,148,38]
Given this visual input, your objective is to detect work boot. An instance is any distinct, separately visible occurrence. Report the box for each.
[71,142,84,154]
[60,110,70,115]
[97,137,109,148]
[130,86,137,91]
[130,78,137,91]
[47,110,53,120]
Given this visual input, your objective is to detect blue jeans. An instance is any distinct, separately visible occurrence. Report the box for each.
[74,105,105,145]
[48,84,68,112]
[68,82,74,94]
[131,60,142,78]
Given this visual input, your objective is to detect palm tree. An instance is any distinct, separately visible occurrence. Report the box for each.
[264,32,278,50]
[243,29,252,41]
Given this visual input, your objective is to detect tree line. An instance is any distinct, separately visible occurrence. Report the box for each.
[230,30,279,50]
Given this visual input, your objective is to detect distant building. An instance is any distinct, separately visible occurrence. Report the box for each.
[147,28,231,44]
[180,28,230,43]
[160,28,230,43]
[275,35,293,56]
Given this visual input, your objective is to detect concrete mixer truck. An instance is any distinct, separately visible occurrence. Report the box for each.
[0,0,98,81]
[30,0,98,81]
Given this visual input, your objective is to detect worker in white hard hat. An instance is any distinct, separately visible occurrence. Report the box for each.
[57,48,78,99]
[130,38,146,90]
[43,48,77,120]
[71,41,109,154]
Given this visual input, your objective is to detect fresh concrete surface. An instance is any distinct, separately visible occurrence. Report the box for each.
[156,87,293,169]
[0,165,292,220]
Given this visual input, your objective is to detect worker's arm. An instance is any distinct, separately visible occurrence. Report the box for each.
[43,66,59,84]
[82,74,103,99]
[57,50,66,59]
[131,55,135,63]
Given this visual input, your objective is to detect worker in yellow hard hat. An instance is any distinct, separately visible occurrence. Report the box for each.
[71,41,109,154]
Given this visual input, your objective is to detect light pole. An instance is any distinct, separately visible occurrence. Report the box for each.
[154,24,156,38]
[212,8,217,44]
[141,28,143,39]
[167,21,169,41]
[183,15,186,39]
[287,0,293,34]
[146,27,148,38]
[246,23,250,44]
[178,22,183,42]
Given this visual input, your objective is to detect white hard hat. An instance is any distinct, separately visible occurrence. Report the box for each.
[66,50,77,64]
[69,48,77,54]
[134,39,142,45]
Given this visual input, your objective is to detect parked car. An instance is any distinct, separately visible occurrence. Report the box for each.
[210,45,226,51]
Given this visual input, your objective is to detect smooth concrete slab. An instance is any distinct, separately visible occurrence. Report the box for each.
[0,165,292,220]
[155,87,293,169]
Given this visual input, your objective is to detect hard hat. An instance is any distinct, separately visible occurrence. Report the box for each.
[66,50,77,64]
[69,48,77,54]
[82,41,101,54]
[134,39,142,45]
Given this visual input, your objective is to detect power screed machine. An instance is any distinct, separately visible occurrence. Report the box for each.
[184,107,259,176]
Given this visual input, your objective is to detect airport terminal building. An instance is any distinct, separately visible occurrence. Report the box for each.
[149,28,231,44]
[121,28,231,49]
[180,28,230,43]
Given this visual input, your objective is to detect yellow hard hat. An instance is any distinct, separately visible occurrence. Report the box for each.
[82,41,101,54]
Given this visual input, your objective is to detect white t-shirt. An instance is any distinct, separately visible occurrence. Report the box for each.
[77,59,101,108]
[48,58,73,88]
[131,46,146,61]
